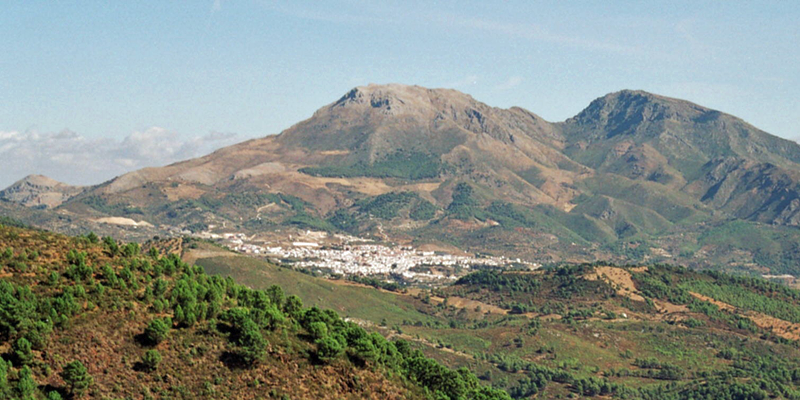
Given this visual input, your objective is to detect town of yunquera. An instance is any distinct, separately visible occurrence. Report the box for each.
[2,3,800,400]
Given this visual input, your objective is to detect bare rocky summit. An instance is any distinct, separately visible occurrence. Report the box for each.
[0,174,84,208]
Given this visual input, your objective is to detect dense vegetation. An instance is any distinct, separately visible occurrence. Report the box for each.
[0,215,27,229]
[300,151,444,181]
[355,192,438,221]
[326,191,439,233]
[79,195,144,216]
[356,192,423,220]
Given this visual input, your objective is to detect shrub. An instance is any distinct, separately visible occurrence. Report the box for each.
[13,337,33,366]
[144,318,171,345]
[60,360,93,397]
[17,366,36,400]
[236,319,267,365]
[308,321,328,340]
[23,320,53,350]
[141,350,162,372]
[86,232,99,244]
[315,336,344,363]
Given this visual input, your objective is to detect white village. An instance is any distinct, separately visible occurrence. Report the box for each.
[193,229,539,284]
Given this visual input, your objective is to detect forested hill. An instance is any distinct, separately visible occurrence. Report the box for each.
[0,221,509,400]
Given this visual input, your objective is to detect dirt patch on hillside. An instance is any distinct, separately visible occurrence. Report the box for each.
[163,184,206,200]
[404,182,442,192]
[585,266,690,319]
[689,292,800,341]
[539,314,563,321]
[689,292,735,312]
[584,266,645,302]
[290,174,394,196]
[94,217,153,227]
[652,299,689,314]
[746,313,800,341]
[318,150,351,156]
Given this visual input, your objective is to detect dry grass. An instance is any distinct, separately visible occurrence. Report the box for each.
[584,266,646,302]
[428,295,508,315]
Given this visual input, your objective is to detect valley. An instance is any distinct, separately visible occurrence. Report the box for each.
[5,3,797,399]
[179,236,800,399]
[5,85,800,399]
[5,206,800,398]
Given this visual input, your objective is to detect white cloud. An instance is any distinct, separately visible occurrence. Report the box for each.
[0,127,240,188]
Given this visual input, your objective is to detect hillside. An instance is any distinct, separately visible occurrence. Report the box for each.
[6,219,800,398]
[181,236,800,399]
[5,84,800,273]
[0,221,510,400]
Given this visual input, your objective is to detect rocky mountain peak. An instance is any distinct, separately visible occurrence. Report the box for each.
[572,90,714,127]
[278,83,551,154]
[13,174,64,187]
[0,175,83,208]
[327,83,484,118]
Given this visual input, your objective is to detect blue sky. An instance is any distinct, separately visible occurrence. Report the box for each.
[0,1,798,186]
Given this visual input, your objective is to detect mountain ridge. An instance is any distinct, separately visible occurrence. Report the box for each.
[4,84,800,274]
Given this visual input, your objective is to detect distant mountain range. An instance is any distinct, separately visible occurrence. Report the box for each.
[4,84,800,274]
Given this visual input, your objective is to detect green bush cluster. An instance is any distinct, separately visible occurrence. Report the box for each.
[300,151,443,181]
[356,191,420,219]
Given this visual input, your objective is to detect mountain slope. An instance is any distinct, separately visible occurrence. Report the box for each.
[562,90,800,224]
[72,84,580,211]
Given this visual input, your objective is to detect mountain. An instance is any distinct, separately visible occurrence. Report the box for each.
[70,84,576,210]
[5,84,800,274]
[561,90,800,224]
[0,175,84,208]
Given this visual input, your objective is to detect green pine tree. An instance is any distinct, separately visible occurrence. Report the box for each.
[60,360,93,397]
